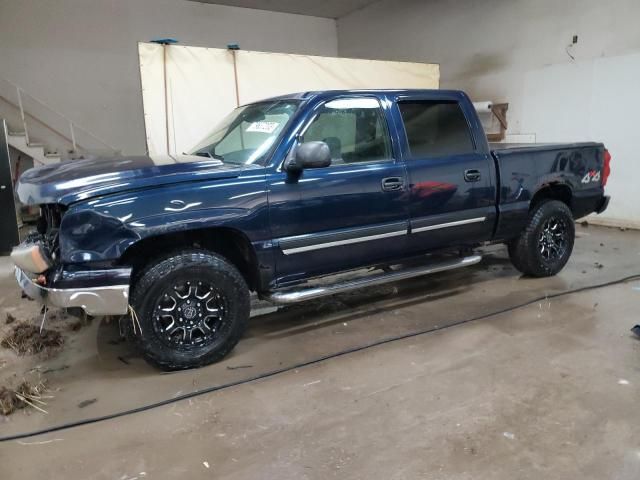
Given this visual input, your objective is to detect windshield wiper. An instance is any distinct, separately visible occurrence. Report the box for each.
[189,151,225,162]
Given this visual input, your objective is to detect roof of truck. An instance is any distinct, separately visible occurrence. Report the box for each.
[253,89,466,104]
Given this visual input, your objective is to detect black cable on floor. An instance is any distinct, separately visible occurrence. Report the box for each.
[1,273,639,443]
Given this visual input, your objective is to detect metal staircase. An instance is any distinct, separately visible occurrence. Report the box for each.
[0,76,120,166]
[6,129,61,165]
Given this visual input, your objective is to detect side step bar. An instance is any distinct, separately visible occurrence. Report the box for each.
[263,254,482,305]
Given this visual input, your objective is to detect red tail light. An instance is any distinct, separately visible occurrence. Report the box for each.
[602,149,611,187]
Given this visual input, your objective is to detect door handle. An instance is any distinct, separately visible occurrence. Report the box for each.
[464,169,481,182]
[381,177,404,192]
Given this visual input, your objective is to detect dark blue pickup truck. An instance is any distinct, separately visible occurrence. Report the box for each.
[11,89,611,369]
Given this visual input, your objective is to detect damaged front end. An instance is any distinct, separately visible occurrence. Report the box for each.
[11,240,53,275]
[12,205,131,317]
[11,205,64,280]
[11,205,62,274]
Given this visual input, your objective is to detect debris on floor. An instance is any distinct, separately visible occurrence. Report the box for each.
[631,325,640,337]
[226,364,253,370]
[68,315,93,332]
[0,386,19,415]
[77,398,97,408]
[1,322,64,357]
[118,355,134,365]
[0,380,49,416]
[42,365,69,374]
[5,313,16,325]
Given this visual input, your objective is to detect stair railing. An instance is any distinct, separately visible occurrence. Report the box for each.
[0,75,120,156]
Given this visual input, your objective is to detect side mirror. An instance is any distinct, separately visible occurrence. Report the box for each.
[284,141,331,173]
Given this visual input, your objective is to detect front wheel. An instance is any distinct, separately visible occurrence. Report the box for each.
[508,200,575,277]
[129,250,250,371]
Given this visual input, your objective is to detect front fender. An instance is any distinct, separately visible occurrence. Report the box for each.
[59,175,269,264]
[60,209,141,263]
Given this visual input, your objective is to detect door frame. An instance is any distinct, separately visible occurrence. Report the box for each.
[387,91,497,243]
[264,92,412,286]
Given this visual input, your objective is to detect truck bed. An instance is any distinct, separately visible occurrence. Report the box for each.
[489,141,607,240]
[490,142,604,153]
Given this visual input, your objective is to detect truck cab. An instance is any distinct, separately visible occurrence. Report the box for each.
[266,90,496,287]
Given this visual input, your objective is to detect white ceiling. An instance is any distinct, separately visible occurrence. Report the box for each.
[188,0,380,19]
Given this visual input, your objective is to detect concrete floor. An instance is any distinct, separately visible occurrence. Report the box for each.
[1,224,640,479]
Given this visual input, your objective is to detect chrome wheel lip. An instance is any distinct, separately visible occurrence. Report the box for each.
[152,280,228,350]
[538,216,568,262]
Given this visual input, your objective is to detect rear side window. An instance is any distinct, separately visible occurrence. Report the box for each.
[399,101,474,157]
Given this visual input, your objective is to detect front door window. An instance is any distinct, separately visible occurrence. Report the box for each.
[302,98,392,165]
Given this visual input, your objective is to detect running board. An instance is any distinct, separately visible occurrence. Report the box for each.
[263,254,482,305]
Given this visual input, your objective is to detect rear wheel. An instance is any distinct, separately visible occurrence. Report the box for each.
[129,250,250,370]
[508,200,575,277]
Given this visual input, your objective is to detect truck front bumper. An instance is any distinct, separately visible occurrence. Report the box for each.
[15,267,130,316]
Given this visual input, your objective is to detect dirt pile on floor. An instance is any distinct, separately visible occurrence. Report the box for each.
[1,323,64,356]
[0,380,48,416]
[68,314,93,332]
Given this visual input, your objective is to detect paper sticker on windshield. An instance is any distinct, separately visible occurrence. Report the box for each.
[246,121,279,134]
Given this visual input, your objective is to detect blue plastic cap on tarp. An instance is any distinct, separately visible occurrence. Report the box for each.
[150,38,179,45]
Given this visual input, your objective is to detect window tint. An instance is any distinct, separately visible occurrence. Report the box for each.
[399,101,474,157]
[302,98,392,165]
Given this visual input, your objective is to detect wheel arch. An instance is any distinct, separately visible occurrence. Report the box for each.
[530,183,573,213]
[119,226,261,291]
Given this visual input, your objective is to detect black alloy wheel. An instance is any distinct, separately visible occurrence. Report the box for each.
[152,280,229,350]
[538,216,569,262]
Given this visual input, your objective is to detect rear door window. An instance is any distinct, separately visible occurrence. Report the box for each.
[398,101,474,157]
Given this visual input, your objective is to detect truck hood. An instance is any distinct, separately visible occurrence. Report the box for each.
[16,154,250,206]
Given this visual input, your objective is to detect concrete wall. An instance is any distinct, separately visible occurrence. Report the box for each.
[0,0,337,155]
[338,0,640,226]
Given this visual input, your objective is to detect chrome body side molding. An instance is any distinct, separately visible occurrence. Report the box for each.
[281,229,406,255]
[277,216,487,255]
[411,216,487,234]
[278,221,408,255]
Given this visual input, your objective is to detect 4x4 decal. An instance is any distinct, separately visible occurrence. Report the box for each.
[581,170,601,184]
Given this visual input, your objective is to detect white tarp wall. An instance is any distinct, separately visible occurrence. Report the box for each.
[139,42,439,156]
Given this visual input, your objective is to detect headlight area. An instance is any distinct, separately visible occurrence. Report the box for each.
[11,204,64,277]
[10,241,53,274]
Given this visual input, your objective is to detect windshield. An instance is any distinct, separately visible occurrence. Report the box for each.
[188,100,300,165]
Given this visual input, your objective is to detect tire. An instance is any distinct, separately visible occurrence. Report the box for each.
[129,249,250,371]
[508,200,575,277]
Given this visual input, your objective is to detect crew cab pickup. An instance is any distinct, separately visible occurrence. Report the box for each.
[11,89,611,370]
